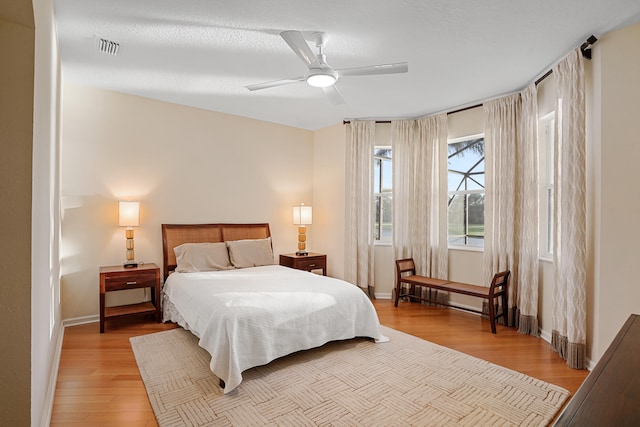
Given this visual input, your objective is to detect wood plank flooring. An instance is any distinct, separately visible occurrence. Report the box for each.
[50,301,589,426]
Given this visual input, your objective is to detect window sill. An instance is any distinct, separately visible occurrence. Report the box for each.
[448,245,484,253]
[374,241,392,247]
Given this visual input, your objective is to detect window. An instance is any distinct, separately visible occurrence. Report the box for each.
[448,135,485,247]
[373,147,392,242]
[538,112,555,257]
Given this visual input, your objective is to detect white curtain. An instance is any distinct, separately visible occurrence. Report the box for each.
[552,49,587,369]
[345,120,375,294]
[483,90,539,332]
[391,120,414,262]
[391,115,448,279]
[484,94,519,325]
[517,84,540,336]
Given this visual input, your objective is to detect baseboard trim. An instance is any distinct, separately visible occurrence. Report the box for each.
[63,314,99,327]
[374,292,392,300]
[41,322,64,427]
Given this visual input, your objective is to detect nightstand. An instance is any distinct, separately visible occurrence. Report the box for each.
[99,263,161,333]
[279,252,327,276]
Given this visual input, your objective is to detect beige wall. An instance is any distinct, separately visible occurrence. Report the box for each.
[312,123,347,278]
[590,21,640,360]
[61,83,314,320]
[57,19,640,375]
[0,1,34,425]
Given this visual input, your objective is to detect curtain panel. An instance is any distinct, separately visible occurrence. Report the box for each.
[483,88,539,333]
[517,84,540,336]
[484,94,519,325]
[552,49,587,369]
[391,116,448,300]
[345,121,376,294]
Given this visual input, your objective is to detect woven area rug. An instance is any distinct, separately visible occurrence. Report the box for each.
[130,326,569,426]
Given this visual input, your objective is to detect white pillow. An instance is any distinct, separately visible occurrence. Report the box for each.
[226,237,274,268]
[174,242,233,272]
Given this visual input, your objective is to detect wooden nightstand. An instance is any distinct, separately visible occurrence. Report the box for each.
[279,252,327,276]
[99,263,161,333]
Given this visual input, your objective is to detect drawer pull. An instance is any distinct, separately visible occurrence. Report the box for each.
[308,264,316,267]
[126,281,137,285]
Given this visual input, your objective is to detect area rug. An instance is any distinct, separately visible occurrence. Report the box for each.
[130,326,569,426]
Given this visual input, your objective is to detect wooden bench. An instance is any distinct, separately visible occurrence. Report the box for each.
[395,258,510,334]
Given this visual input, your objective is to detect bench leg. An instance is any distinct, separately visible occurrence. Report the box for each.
[488,298,497,334]
[501,293,509,327]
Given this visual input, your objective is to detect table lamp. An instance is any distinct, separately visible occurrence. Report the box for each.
[118,200,140,268]
[292,203,312,256]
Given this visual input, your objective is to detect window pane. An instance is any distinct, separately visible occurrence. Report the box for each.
[447,193,485,246]
[447,137,485,248]
[468,193,485,241]
[374,157,381,193]
[382,158,392,192]
[381,194,392,241]
[374,195,381,241]
[373,147,392,242]
[448,138,485,191]
[448,194,466,245]
[374,148,392,159]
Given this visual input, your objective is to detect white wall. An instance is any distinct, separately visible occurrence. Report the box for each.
[60,83,314,320]
[32,0,63,424]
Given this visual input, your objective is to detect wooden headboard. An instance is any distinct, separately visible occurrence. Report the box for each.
[161,223,271,281]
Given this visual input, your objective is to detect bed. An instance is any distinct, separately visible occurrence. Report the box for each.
[161,223,388,393]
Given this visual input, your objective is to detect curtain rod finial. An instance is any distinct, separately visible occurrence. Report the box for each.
[580,35,598,60]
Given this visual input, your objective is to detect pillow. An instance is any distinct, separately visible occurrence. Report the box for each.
[174,242,233,273]
[226,237,274,268]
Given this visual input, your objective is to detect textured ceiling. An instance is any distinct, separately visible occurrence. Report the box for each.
[54,0,640,130]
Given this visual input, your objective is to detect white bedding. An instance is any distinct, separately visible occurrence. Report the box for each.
[162,265,388,393]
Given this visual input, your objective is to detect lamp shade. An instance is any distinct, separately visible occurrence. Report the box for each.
[292,204,312,225]
[118,201,140,227]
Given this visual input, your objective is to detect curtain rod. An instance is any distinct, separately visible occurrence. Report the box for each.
[344,35,597,125]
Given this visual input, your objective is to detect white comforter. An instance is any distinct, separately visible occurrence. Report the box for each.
[163,265,388,393]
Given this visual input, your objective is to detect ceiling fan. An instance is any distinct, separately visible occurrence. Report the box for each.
[245,30,408,105]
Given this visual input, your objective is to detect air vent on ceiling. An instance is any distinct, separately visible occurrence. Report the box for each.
[97,38,120,56]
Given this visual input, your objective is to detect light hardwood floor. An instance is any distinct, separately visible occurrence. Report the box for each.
[51,300,589,426]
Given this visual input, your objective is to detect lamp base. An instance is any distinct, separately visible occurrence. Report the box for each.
[295,251,308,256]
[123,261,139,268]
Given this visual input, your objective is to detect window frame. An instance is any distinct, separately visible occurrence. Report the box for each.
[447,133,485,250]
[538,112,555,260]
[373,146,392,244]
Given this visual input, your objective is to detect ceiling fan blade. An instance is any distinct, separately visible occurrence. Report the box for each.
[245,76,305,91]
[322,85,345,105]
[280,30,316,66]
[337,62,408,77]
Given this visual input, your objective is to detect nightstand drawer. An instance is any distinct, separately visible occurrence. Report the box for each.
[104,272,157,291]
[279,253,327,275]
[295,258,325,270]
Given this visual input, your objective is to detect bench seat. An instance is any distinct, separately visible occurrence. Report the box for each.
[395,258,510,334]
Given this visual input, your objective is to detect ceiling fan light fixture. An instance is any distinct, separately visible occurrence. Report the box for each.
[306,68,338,88]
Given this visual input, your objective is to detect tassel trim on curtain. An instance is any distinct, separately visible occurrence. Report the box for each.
[517,313,540,337]
[552,330,586,370]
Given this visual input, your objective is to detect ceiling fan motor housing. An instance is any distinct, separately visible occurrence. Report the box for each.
[306,66,338,87]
